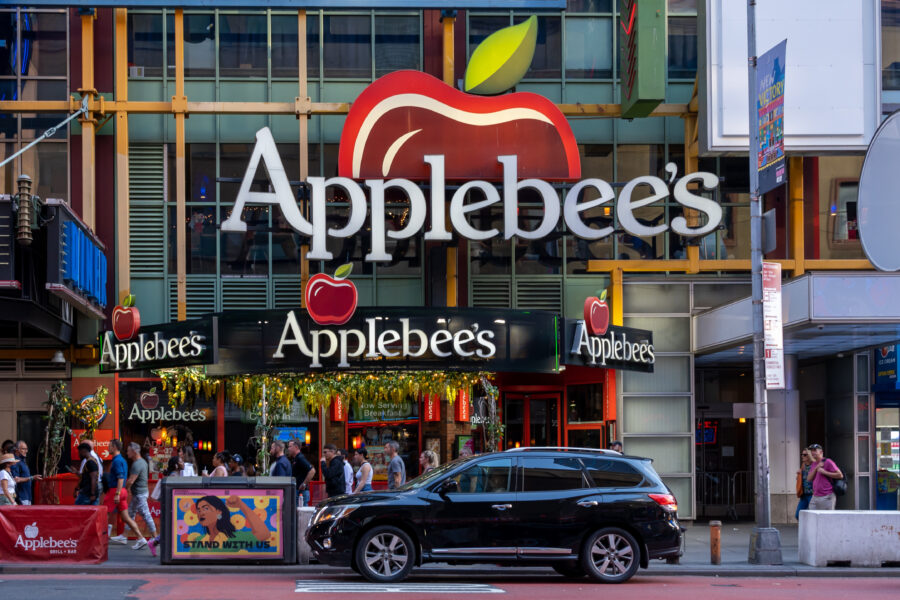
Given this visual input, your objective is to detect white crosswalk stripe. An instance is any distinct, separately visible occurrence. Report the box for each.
[294,580,505,594]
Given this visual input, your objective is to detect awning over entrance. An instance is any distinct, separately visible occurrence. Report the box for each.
[693,272,900,365]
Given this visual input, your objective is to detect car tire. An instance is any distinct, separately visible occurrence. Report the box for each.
[552,563,586,578]
[580,527,640,583]
[354,525,415,583]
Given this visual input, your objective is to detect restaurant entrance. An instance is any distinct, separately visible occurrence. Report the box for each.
[503,393,561,449]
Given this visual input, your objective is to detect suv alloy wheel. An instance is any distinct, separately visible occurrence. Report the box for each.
[354,525,416,583]
[580,527,640,583]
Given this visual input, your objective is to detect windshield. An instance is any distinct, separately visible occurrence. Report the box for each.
[396,455,479,491]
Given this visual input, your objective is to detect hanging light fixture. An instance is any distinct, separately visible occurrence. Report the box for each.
[50,350,66,364]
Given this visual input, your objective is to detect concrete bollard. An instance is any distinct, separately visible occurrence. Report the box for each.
[297,507,316,564]
[710,520,722,565]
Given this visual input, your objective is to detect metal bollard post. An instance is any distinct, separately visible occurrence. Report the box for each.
[710,520,722,565]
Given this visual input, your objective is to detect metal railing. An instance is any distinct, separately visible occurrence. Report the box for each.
[697,470,754,520]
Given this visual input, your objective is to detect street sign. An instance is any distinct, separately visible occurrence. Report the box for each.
[762,261,784,389]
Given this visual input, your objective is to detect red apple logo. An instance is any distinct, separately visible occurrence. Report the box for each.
[112,294,141,341]
[140,388,159,409]
[584,290,610,336]
[305,264,358,326]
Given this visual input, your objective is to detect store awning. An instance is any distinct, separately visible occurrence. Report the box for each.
[693,272,900,365]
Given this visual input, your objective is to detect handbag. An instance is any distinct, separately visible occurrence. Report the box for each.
[796,471,804,498]
[150,478,162,501]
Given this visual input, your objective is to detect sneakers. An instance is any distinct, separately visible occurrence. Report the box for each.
[109,534,128,545]
[148,537,157,557]
[132,537,148,550]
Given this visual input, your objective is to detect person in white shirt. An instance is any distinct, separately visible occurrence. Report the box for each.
[340,449,353,495]
[178,445,197,476]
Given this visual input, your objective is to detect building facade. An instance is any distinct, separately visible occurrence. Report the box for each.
[2,1,899,520]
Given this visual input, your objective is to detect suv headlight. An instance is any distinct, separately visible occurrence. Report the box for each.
[312,505,359,526]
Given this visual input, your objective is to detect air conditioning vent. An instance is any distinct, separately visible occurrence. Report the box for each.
[273,277,302,309]
[129,145,165,275]
[515,279,562,313]
[169,278,216,320]
[471,277,511,308]
[222,278,269,311]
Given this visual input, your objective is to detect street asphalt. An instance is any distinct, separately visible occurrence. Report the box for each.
[2,523,899,577]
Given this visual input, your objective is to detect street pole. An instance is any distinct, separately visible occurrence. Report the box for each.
[746,0,782,565]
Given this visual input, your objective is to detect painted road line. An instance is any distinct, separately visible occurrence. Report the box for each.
[295,580,505,594]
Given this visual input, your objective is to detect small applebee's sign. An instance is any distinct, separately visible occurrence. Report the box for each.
[563,296,655,372]
[99,316,217,373]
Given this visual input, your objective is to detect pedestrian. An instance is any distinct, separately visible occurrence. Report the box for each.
[340,450,354,495]
[806,443,843,510]
[1,440,14,454]
[179,445,197,476]
[74,442,100,506]
[268,440,292,477]
[352,448,373,493]
[210,452,230,477]
[147,456,181,557]
[0,453,17,505]
[385,440,406,490]
[10,440,40,505]
[320,444,345,498]
[419,450,439,474]
[105,439,136,541]
[122,442,157,549]
[609,440,623,453]
[286,439,315,506]
[796,447,814,519]
[228,453,245,477]
[68,439,104,494]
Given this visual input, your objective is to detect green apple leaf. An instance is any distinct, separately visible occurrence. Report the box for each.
[124,294,136,308]
[334,263,353,280]
[464,15,538,95]
[599,289,607,302]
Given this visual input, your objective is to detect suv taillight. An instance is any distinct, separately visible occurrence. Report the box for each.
[648,493,678,513]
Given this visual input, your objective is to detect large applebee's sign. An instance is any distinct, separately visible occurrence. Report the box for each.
[221,71,723,260]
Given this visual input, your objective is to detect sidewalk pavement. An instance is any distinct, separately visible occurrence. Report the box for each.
[2,522,899,577]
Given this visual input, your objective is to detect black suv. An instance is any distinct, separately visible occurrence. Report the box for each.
[306,447,681,583]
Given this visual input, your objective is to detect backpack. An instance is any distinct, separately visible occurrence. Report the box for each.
[827,459,847,497]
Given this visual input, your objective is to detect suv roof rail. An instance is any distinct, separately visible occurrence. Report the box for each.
[503,446,622,456]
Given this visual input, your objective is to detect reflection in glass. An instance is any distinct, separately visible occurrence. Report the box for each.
[514,15,560,79]
[324,205,373,275]
[0,13,16,77]
[169,205,217,275]
[307,15,320,78]
[33,142,67,200]
[22,13,67,77]
[468,15,508,58]
[565,17,612,79]
[128,13,163,77]
[567,384,605,424]
[20,79,68,139]
[515,207,562,274]
[323,15,371,78]
[469,207,511,275]
[617,144,664,181]
[883,0,900,90]
[566,0,612,11]
[375,16,420,76]
[220,205,270,275]
[167,13,215,77]
[668,17,697,79]
[271,15,299,78]
[219,14,267,77]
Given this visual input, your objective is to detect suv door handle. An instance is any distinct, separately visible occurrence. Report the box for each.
[577,500,599,507]
[491,504,513,511]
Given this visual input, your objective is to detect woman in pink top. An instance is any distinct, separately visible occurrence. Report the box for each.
[210,452,230,478]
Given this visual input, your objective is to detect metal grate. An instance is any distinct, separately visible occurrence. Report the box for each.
[515,279,562,313]
[221,278,269,311]
[129,145,166,275]
[169,278,216,320]
[471,277,512,308]
[273,277,303,309]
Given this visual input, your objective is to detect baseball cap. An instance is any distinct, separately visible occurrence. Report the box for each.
[231,454,243,464]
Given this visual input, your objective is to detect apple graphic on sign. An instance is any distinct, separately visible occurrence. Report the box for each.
[140,388,159,410]
[584,290,610,336]
[112,294,141,341]
[305,264,358,326]
[24,522,38,539]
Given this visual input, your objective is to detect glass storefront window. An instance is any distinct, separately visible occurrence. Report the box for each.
[567,384,604,424]
[167,12,215,78]
[617,144,664,181]
[468,15,508,59]
[168,205,217,275]
[348,422,419,481]
[469,207,511,276]
[622,396,690,434]
[128,12,163,77]
[623,282,689,313]
[271,14,299,78]
[307,15,320,78]
[515,208,562,275]
[220,204,270,276]
[219,14,267,77]
[623,355,691,394]
[0,12,16,77]
[883,0,900,90]
[323,15,371,78]
[567,0,612,11]
[374,15,420,76]
[514,15,560,79]
[565,17,612,79]
[567,429,603,449]
[668,16,697,79]
[33,141,67,200]
[816,156,866,259]
[22,12,67,78]
[20,79,68,139]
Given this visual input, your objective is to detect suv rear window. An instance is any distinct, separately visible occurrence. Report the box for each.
[521,457,587,492]
[581,458,644,488]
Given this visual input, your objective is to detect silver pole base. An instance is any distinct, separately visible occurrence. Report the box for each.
[748,526,783,565]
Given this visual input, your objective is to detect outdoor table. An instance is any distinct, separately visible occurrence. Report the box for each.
[0,505,108,563]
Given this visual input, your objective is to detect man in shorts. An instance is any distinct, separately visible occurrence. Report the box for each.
[108,441,155,550]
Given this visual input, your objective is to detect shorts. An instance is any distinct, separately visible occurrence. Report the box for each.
[103,488,129,513]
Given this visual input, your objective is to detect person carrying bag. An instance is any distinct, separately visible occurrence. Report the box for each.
[806,443,843,510]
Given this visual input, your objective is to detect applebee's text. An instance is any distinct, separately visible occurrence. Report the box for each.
[15,535,78,553]
[571,321,655,367]
[274,313,497,368]
[222,127,723,263]
[128,403,207,423]
[101,331,205,371]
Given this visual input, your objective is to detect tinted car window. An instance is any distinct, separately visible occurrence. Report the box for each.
[582,458,644,488]
[450,457,513,493]
[521,457,587,491]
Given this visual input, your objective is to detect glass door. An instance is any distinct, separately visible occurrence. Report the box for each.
[502,394,560,449]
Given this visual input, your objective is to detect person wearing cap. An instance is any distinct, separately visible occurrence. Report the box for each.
[228,453,245,477]
[0,453,18,505]
[609,440,623,453]
[806,443,843,510]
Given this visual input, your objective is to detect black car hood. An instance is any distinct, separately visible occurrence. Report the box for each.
[317,490,407,508]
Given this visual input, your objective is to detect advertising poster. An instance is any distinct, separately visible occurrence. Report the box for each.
[170,489,284,559]
[762,261,785,389]
[757,40,787,194]
[876,346,897,388]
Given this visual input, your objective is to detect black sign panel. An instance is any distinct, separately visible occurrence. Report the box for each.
[99,316,218,373]
[562,319,655,373]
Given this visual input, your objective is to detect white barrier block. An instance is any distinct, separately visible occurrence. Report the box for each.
[799,510,900,567]
[297,507,316,564]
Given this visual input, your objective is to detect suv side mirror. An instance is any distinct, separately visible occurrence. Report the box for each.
[438,479,458,495]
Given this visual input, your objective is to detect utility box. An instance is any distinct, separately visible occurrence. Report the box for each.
[160,476,297,564]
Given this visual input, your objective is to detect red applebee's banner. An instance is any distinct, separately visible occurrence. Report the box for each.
[0,506,108,563]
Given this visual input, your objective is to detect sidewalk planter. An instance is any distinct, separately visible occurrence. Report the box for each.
[799,510,900,567]
[33,473,80,506]
[159,477,297,565]
[0,506,108,563]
